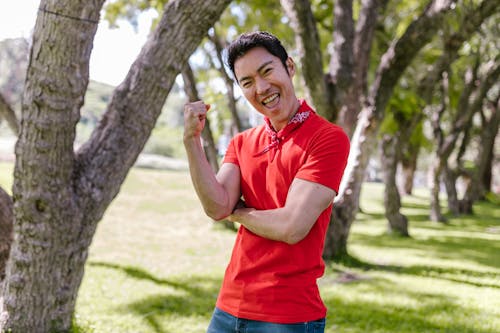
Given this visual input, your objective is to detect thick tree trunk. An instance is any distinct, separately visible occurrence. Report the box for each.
[0,0,231,332]
[0,187,13,287]
[1,2,105,331]
[381,134,409,236]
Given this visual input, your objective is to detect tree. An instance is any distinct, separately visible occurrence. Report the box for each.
[430,58,500,220]
[284,0,457,259]
[379,0,499,229]
[0,0,231,331]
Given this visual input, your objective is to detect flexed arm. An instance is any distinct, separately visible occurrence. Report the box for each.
[183,101,241,220]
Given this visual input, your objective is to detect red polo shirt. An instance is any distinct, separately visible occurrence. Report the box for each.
[218,100,349,323]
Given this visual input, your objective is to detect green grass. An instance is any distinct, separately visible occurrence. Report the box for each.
[1,163,499,333]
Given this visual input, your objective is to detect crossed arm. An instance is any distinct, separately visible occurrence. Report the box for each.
[185,138,335,245]
[183,101,335,245]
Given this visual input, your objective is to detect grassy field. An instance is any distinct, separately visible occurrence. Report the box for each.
[0,162,499,333]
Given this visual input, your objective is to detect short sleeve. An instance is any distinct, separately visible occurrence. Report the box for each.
[222,137,240,166]
[295,126,350,193]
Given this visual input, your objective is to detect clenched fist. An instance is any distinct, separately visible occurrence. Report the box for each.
[183,101,211,140]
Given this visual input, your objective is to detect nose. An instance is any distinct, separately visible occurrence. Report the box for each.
[255,76,271,95]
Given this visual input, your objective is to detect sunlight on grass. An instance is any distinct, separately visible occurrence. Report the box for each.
[1,162,499,332]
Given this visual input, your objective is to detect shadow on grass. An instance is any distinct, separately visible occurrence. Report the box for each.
[351,224,500,270]
[88,261,221,333]
[328,254,499,289]
[322,277,495,333]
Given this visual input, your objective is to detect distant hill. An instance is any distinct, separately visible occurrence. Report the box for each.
[0,37,187,159]
[0,37,114,117]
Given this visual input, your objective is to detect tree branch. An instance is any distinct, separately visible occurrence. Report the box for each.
[418,0,499,103]
[280,0,334,120]
[75,0,231,218]
[369,0,455,120]
[329,0,355,91]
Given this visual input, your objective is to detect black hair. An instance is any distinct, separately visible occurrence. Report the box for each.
[225,31,289,80]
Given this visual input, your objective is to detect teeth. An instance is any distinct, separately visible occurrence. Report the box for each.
[262,94,278,104]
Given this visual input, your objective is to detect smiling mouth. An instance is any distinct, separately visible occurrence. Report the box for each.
[262,93,279,106]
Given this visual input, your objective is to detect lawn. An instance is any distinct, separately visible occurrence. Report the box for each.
[0,162,499,333]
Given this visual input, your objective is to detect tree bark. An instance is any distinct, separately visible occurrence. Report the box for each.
[0,187,13,287]
[443,164,460,216]
[280,0,336,121]
[339,0,388,137]
[1,0,231,331]
[1,2,105,331]
[401,143,419,195]
[381,134,409,236]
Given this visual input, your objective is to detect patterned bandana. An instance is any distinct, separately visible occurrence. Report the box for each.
[254,100,313,162]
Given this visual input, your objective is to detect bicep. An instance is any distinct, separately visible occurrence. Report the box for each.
[285,178,336,237]
[216,162,241,213]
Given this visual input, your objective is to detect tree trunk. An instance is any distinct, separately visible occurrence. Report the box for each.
[429,157,446,222]
[324,0,454,259]
[0,187,13,287]
[461,98,500,211]
[401,144,419,195]
[1,2,105,331]
[0,0,231,332]
[443,165,460,216]
[280,0,336,121]
[381,134,409,236]
[339,0,388,137]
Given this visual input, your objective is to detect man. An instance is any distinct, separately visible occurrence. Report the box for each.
[183,31,349,333]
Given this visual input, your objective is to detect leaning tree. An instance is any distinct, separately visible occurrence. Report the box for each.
[0,0,231,331]
[282,0,463,259]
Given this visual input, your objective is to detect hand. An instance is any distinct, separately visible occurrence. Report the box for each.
[232,198,246,212]
[228,200,254,223]
[184,101,210,139]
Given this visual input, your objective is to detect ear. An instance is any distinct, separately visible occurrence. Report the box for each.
[286,57,295,76]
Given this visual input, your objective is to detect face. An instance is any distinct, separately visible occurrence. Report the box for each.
[234,47,299,131]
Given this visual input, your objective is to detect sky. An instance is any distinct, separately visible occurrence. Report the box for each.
[0,1,155,86]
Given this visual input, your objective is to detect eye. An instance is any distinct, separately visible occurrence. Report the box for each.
[241,80,252,88]
[263,67,273,75]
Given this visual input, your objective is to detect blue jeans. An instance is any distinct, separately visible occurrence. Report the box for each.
[207,307,326,333]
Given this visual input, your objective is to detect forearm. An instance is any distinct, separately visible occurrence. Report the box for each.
[229,207,303,244]
[229,178,336,244]
[184,137,232,220]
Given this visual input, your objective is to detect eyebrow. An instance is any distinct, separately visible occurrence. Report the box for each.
[238,60,274,84]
